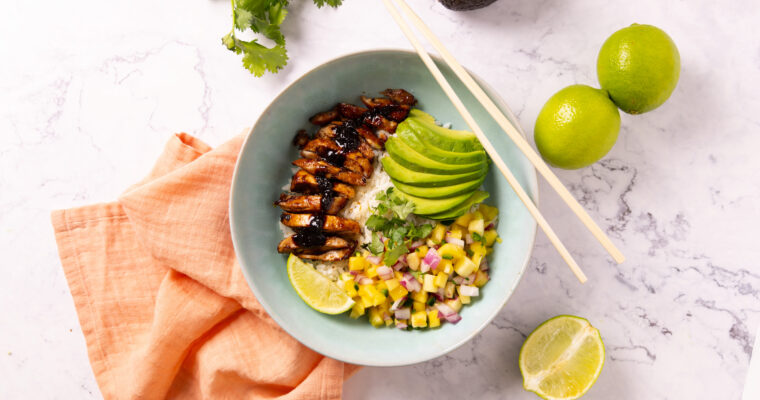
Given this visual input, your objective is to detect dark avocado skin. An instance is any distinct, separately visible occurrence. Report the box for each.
[439,0,498,11]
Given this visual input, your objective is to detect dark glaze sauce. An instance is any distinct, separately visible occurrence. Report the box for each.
[323,149,346,167]
[292,214,327,247]
[333,120,361,151]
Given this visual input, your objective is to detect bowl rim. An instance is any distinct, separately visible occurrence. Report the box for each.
[229,48,539,366]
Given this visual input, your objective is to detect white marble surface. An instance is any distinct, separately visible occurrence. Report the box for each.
[2,0,759,398]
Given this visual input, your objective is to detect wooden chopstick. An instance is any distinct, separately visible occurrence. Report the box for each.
[389,0,625,265]
[381,0,588,283]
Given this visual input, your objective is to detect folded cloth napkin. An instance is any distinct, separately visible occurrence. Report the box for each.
[52,132,359,399]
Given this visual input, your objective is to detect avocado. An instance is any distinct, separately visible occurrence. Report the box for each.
[381,156,486,187]
[439,0,498,11]
[385,136,485,174]
[391,176,485,199]
[396,124,487,164]
[402,110,484,152]
[419,191,490,220]
[394,189,474,215]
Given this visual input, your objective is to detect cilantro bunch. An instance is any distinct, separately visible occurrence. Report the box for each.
[363,188,433,265]
[222,0,343,77]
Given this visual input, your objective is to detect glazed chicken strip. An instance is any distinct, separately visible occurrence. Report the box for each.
[360,95,395,108]
[315,124,378,156]
[275,193,348,214]
[309,107,339,126]
[292,158,367,186]
[292,129,310,148]
[277,235,355,253]
[296,248,354,262]
[290,170,355,198]
[381,88,416,106]
[280,213,361,234]
[300,138,374,177]
[337,102,368,119]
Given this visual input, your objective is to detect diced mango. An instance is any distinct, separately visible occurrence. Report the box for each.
[440,259,453,274]
[385,278,399,291]
[445,297,463,313]
[410,311,427,328]
[478,204,498,222]
[460,295,471,304]
[413,301,426,312]
[428,309,441,328]
[411,290,428,304]
[349,300,365,318]
[407,252,421,270]
[448,225,463,240]
[349,256,367,271]
[484,229,499,246]
[340,272,353,282]
[359,284,385,306]
[365,264,379,278]
[454,257,477,277]
[423,274,437,292]
[426,239,436,247]
[415,245,429,258]
[474,270,489,288]
[343,280,358,297]
[454,212,473,228]
[375,280,388,293]
[389,285,408,301]
[394,271,403,280]
[444,281,456,298]
[470,241,486,257]
[438,243,465,261]
[385,318,393,326]
[468,219,485,236]
[434,272,448,288]
[472,211,484,221]
[368,307,384,328]
[431,223,447,243]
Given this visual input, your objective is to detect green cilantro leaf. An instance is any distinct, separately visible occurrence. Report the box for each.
[384,243,409,266]
[314,0,343,7]
[471,232,483,242]
[365,232,385,255]
[365,215,388,231]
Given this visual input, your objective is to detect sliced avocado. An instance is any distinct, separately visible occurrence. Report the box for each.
[391,176,485,199]
[394,189,474,215]
[381,156,486,187]
[402,111,483,153]
[396,124,487,164]
[386,136,485,174]
[420,191,490,220]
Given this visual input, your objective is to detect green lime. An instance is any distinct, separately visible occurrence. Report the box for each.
[597,23,680,114]
[286,254,354,314]
[534,84,620,169]
[519,315,605,400]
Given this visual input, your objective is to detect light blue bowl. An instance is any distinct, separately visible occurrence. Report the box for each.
[230,49,537,367]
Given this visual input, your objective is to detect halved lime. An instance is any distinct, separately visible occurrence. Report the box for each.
[519,315,605,400]
[286,254,354,314]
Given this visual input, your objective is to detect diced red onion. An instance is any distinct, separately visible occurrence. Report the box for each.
[423,248,441,270]
[445,235,465,247]
[349,270,359,276]
[435,303,461,324]
[479,258,489,271]
[420,261,430,273]
[383,312,391,322]
[452,276,465,285]
[394,307,411,320]
[459,285,479,297]
[390,297,406,311]
[392,256,407,271]
[465,233,473,245]
[485,223,495,230]
[402,273,421,292]
[433,244,441,250]
[463,274,476,285]
[359,277,374,285]
[366,255,382,265]
[377,265,394,280]
[409,240,424,250]
[396,322,408,329]
[354,274,367,282]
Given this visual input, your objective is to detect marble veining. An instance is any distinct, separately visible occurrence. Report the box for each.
[2,0,759,399]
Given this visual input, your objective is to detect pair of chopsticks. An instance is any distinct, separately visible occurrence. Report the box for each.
[382,0,625,283]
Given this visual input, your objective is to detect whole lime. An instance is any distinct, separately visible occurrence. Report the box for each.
[597,23,680,114]
[534,84,620,169]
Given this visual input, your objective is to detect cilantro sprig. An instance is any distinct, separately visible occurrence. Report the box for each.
[362,188,433,265]
[223,0,343,77]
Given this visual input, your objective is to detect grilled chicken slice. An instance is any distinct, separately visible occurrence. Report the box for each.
[315,124,377,158]
[362,112,398,134]
[290,170,356,198]
[277,235,355,253]
[379,104,411,122]
[292,129,310,148]
[381,88,416,106]
[296,248,354,261]
[280,213,361,234]
[337,103,368,119]
[355,123,387,149]
[300,138,374,177]
[292,159,366,186]
[360,95,395,108]
[309,107,340,126]
[275,193,348,214]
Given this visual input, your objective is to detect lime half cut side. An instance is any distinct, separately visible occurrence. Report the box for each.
[519,315,605,400]
[286,254,354,315]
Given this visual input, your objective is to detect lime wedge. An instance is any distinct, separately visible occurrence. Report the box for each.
[286,254,354,315]
[519,315,605,400]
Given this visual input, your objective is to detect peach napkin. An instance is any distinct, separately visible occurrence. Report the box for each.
[52,132,359,399]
